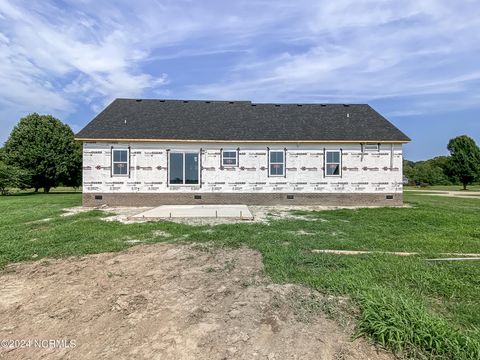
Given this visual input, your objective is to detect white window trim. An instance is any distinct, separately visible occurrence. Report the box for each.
[168,151,200,186]
[112,148,129,177]
[221,149,238,167]
[325,150,342,177]
[269,150,285,177]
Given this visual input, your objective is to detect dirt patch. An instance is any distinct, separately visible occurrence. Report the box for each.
[62,204,410,226]
[250,204,409,223]
[0,244,391,360]
[0,244,390,360]
[62,206,154,224]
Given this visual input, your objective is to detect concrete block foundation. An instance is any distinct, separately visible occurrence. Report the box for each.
[82,192,403,207]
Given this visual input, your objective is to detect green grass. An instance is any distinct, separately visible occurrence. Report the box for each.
[6,186,81,194]
[405,184,480,191]
[1,191,479,359]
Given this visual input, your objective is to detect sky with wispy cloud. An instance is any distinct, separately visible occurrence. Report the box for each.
[1,0,479,160]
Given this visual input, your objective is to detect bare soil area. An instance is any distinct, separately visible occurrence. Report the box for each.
[0,243,391,360]
[62,204,409,225]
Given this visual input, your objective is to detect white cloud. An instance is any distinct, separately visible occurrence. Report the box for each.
[1,0,480,147]
[189,1,480,112]
[0,0,171,142]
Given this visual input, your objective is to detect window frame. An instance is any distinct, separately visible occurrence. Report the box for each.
[325,150,342,177]
[269,150,285,177]
[221,149,238,167]
[364,143,379,151]
[112,148,129,177]
[168,151,200,186]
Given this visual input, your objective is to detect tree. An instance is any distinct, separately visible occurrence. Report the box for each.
[403,158,452,186]
[60,140,82,190]
[0,162,29,195]
[446,135,480,190]
[3,113,82,193]
[414,162,451,185]
[403,159,415,185]
[430,156,451,174]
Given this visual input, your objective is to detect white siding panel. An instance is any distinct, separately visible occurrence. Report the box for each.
[82,142,403,194]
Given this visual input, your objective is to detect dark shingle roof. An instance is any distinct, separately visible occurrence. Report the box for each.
[75,99,410,142]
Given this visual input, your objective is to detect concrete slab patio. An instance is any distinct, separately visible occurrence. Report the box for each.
[131,204,254,220]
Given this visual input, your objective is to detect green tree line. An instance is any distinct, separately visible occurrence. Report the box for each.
[1,114,479,194]
[404,135,480,189]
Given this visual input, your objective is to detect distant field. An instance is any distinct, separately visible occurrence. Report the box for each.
[0,191,479,359]
[405,184,480,191]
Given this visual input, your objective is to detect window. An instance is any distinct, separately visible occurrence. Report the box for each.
[325,150,341,176]
[222,150,237,166]
[112,149,129,176]
[169,152,199,185]
[364,143,379,151]
[269,150,285,176]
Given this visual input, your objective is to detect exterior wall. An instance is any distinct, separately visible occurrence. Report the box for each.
[82,142,403,206]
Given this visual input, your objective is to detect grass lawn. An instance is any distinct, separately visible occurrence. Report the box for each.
[1,192,479,359]
[405,184,480,191]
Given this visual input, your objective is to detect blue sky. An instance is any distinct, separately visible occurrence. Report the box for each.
[0,0,479,161]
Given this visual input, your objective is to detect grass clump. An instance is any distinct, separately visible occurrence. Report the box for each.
[357,287,480,359]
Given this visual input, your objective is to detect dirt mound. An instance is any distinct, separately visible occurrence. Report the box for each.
[0,243,390,359]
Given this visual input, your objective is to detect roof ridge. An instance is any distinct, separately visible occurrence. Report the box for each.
[115,98,369,106]
[116,98,252,104]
